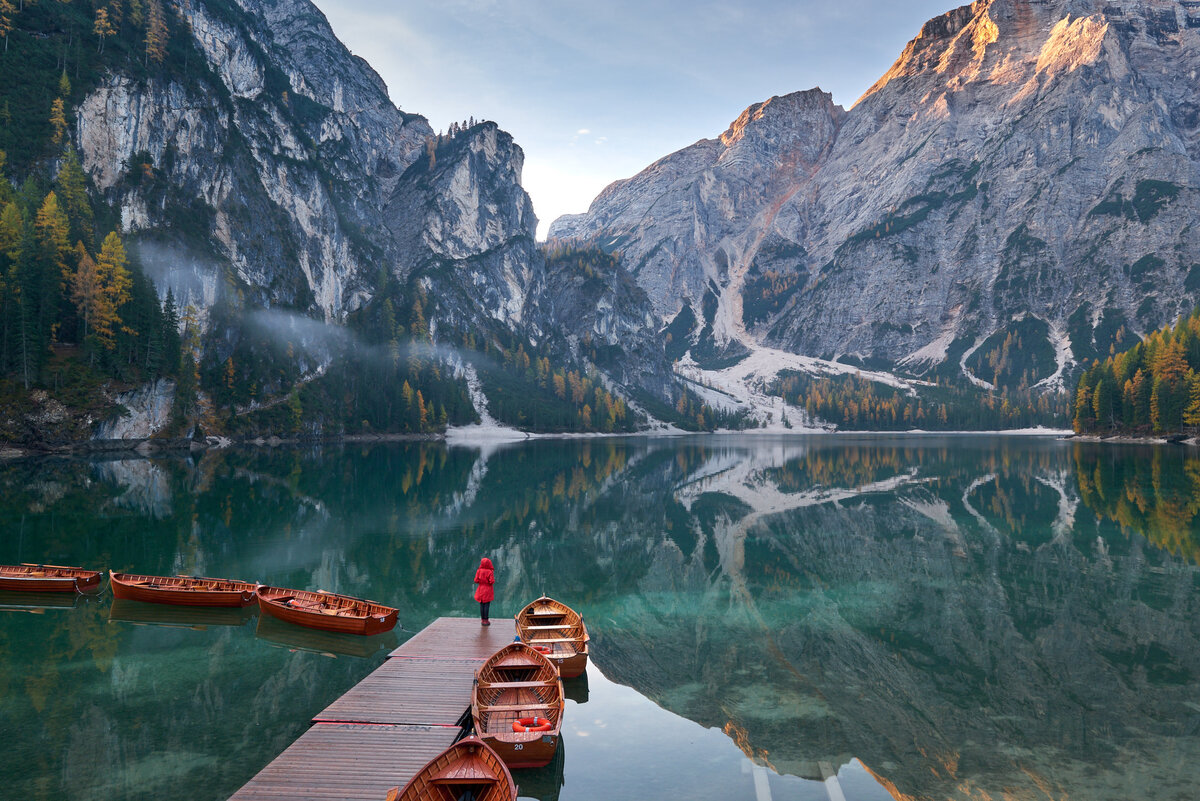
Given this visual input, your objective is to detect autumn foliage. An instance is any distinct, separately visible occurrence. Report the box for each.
[1073,307,1200,435]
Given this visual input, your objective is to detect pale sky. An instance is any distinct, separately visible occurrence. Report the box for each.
[312,0,954,238]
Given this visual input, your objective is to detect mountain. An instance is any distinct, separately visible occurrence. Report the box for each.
[551,0,1200,399]
[7,0,1196,443]
[78,0,433,316]
[0,0,704,444]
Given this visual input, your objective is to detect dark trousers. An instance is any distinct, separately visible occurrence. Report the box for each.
[479,601,490,621]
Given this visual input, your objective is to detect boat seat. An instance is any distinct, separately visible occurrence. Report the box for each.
[522,625,571,630]
[480,703,556,712]
[524,637,580,643]
[477,680,556,689]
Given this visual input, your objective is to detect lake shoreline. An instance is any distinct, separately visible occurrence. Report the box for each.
[1066,433,1200,446]
[0,426,1083,461]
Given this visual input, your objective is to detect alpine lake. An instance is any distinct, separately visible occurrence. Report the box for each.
[2,434,1199,801]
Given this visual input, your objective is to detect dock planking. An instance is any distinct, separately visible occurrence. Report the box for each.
[228,724,459,801]
[229,618,523,800]
[312,658,480,726]
[389,616,517,660]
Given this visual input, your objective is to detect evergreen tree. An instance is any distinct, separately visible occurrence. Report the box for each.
[55,150,92,246]
[144,0,166,65]
[160,288,181,375]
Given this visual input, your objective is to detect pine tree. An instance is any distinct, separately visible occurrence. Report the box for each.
[0,0,14,54]
[69,241,102,354]
[0,201,21,263]
[34,192,70,273]
[48,98,67,146]
[94,7,115,53]
[1150,340,1189,432]
[89,231,131,349]
[144,0,166,65]
[1091,370,1116,431]
[55,150,92,246]
[1184,373,1200,432]
[160,288,181,375]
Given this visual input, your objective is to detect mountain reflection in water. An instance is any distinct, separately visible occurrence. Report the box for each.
[0,436,1197,800]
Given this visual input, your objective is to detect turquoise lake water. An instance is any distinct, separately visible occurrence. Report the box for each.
[1,435,1198,800]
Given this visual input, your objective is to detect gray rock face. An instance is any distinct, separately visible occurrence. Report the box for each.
[69,0,680,422]
[76,0,432,318]
[94,380,176,440]
[551,0,1200,379]
[388,123,539,328]
[391,125,677,400]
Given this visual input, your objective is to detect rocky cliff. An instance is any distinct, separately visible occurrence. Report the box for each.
[76,0,434,318]
[551,0,1200,391]
[63,0,680,437]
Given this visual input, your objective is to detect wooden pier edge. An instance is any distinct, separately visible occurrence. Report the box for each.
[229,618,517,801]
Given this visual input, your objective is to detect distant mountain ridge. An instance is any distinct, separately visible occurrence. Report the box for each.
[9,0,1196,440]
[551,0,1200,394]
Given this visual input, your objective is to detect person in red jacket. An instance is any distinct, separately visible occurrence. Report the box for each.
[473,557,495,626]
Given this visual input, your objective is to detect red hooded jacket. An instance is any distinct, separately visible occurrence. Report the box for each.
[473,557,495,603]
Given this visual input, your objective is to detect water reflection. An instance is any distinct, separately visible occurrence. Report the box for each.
[0,437,1197,800]
[254,613,399,659]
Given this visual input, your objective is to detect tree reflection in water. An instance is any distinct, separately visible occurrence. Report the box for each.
[0,436,1196,800]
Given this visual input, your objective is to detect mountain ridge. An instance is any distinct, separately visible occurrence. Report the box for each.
[550,0,1200,403]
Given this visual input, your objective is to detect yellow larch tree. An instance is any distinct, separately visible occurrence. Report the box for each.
[94,7,115,53]
[144,0,166,65]
[48,98,67,146]
[0,0,15,54]
[70,242,103,348]
[77,231,132,351]
[35,192,71,276]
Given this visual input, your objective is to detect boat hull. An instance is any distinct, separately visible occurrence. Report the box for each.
[256,586,398,636]
[549,648,588,679]
[0,565,102,593]
[478,733,559,770]
[110,573,258,607]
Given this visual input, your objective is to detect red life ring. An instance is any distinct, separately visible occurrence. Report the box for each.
[511,716,553,733]
[530,644,551,653]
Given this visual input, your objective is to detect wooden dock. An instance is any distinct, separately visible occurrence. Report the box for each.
[230,618,517,801]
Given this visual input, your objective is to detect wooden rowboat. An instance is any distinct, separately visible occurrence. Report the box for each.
[255,585,398,636]
[472,643,564,769]
[0,564,102,593]
[110,571,259,607]
[515,596,590,678]
[385,735,517,801]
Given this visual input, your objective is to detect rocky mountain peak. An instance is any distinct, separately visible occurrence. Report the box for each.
[719,89,844,149]
[549,0,1200,400]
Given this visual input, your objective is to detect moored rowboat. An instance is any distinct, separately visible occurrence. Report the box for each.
[385,735,517,801]
[0,564,102,593]
[255,585,398,636]
[110,571,259,607]
[515,596,590,678]
[472,642,564,769]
